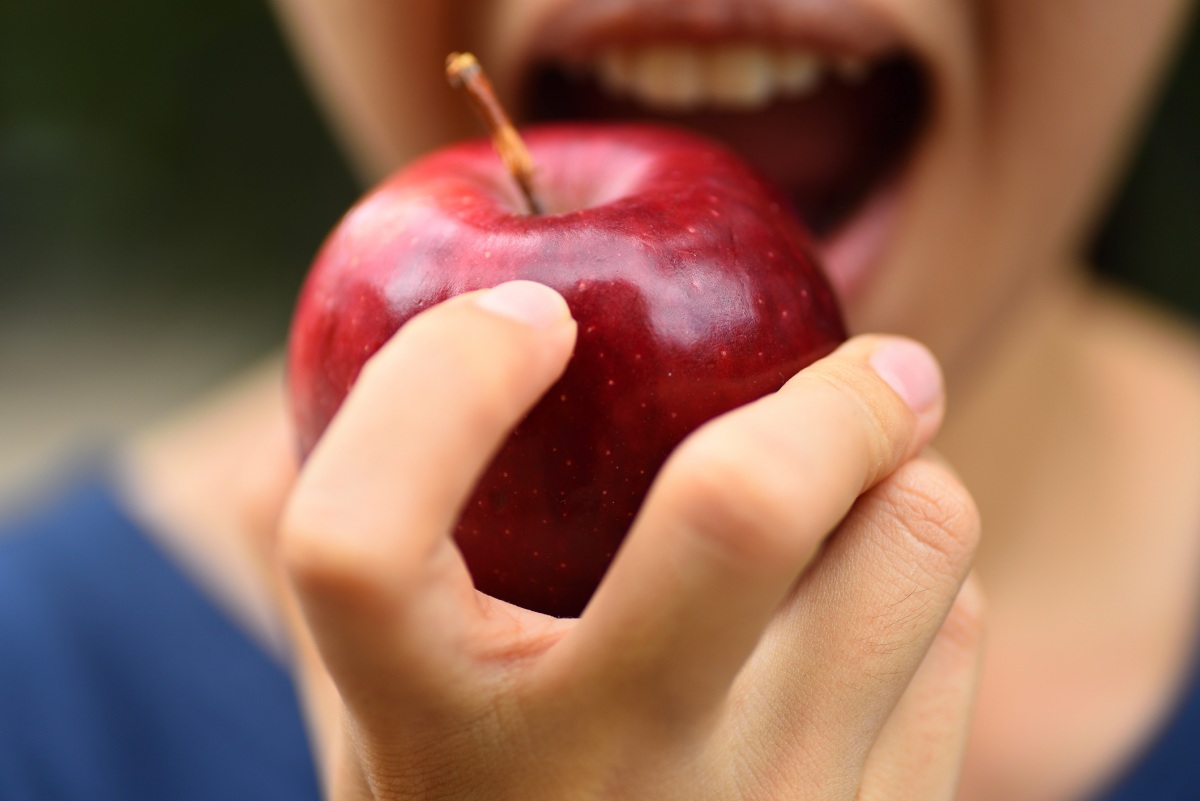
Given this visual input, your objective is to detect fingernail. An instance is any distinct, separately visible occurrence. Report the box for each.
[475,280,571,328]
[869,339,943,414]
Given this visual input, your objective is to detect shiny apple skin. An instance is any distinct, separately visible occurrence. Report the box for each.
[287,124,846,617]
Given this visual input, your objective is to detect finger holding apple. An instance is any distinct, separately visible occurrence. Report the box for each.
[281,283,579,712]
[539,335,951,710]
[279,281,580,799]
[287,118,846,617]
[278,54,981,799]
[277,286,978,797]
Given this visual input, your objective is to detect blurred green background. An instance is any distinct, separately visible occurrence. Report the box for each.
[1092,14,1200,316]
[1,0,357,331]
[0,0,358,497]
[0,2,1197,495]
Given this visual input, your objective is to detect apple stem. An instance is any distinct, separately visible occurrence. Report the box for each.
[446,52,543,215]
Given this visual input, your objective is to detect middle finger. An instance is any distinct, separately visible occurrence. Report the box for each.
[731,454,981,787]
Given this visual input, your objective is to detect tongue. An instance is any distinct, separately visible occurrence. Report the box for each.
[525,56,924,235]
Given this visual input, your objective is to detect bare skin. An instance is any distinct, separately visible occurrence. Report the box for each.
[120,0,1200,798]
[947,274,1200,800]
[122,267,1200,801]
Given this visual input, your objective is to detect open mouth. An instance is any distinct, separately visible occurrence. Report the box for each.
[510,2,932,301]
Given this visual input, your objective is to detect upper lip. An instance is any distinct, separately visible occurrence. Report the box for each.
[485,0,946,287]
[491,0,924,102]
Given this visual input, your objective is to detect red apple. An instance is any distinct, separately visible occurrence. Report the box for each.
[287,123,846,617]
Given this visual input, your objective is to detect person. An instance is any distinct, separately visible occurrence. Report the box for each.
[3,0,1198,799]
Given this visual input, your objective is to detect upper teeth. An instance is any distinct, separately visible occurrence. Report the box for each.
[593,44,868,111]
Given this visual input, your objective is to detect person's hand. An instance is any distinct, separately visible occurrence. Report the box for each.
[274,280,983,800]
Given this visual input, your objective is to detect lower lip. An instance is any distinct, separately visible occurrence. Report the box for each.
[816,175,902,308]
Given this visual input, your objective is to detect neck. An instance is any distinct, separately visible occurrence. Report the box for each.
[939,267,1200,595]
[935,268,1090,588]
[943,268,1200,801]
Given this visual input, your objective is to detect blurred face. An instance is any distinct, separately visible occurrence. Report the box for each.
[271,0,1192,384]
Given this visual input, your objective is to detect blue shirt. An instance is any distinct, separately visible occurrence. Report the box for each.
[0,472,1195,799]
[0,474,319,800]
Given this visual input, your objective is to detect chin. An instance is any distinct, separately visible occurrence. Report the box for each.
[485,0,939,317]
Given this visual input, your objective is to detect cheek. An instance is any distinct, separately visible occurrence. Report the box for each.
[274,0,479,178]
[849,0,1189,377]
[978,0,1189,258]
[474,0,563,87]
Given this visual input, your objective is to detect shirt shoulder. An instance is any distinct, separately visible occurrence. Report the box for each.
[0,473,319,801]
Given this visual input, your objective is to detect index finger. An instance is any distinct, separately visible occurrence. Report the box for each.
[541,335,944,722]
[278,281,577,709]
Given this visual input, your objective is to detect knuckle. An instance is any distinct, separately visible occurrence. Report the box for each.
[277,492,395,600]
[659,424,812,570]
[798,363,911,486]
[393,313,534,432]
[277,492,355,586]
[874,458,981,576]
[429,318,542,408]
